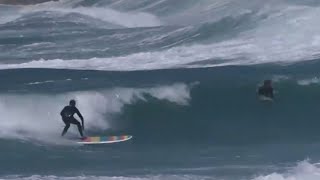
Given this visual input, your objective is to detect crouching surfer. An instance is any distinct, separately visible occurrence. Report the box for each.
[60,99,85,138]
[257,80,274,101]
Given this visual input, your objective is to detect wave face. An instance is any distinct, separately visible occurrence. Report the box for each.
[1,62,319,145]
[2,0,320,180]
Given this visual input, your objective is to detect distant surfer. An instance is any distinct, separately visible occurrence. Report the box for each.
[60,99,85,138]
[258,80,274,101]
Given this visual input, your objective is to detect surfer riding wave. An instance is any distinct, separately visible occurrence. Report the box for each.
[60,99,85,138]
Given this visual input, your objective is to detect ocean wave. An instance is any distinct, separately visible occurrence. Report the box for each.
[253,160,320,180]
[0,37,317,71]
[0,83,191,144]
[1,0,320,68]
[3,161,320,180]
[1,0,162,28]
[0,174,212,180]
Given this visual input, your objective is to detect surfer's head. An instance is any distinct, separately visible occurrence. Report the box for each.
[69,99,76,106]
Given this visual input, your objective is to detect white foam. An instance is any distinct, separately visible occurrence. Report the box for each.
[253,160,320,180]
[0,83,191,144]
[21,42,56,48]
[272,75,290,83]
[1,2,320,71]
[26,80,55,85]
[297,77,320,86]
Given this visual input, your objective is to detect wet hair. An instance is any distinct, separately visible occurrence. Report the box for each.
[69,99,76,106]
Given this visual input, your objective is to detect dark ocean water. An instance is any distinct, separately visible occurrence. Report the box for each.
[1,0,320,179]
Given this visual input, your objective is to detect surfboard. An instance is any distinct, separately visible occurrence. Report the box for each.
[77,135,132,145]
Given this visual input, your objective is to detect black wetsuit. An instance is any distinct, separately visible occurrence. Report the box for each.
[258,86,274,99]
[60,105,84,137]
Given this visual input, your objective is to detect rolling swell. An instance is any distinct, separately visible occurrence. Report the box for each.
[115,61,320,145]
[2,0,320,71]
[1,60,320,145]
[2,0,320,179]
[0,0,319,155]
[0,9,259,62]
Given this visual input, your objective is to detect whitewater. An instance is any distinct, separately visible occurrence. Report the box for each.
[1,0,320,179]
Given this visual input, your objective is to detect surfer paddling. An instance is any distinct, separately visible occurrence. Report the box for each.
[60,99,85,138]
[258,80,274,101]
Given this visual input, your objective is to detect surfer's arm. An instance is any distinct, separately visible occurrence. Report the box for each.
[76,110,84,121]
[76,108,84,127]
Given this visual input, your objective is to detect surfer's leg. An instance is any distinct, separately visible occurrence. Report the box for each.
[61,117,70,136]
[76,123,84,137]
[70,118,83,137]
[61,123,70,136]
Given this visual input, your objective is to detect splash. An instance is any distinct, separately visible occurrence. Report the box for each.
[253,160,320,180]
[0,83,191,143]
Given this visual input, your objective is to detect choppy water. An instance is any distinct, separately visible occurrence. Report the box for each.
[1,0,320,179]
